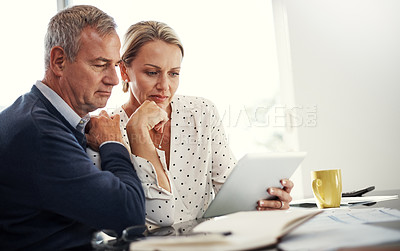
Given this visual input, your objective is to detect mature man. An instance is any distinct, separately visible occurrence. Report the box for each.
[0,5,145,250]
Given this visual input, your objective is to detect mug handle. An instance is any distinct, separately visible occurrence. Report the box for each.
[312,179,326,205]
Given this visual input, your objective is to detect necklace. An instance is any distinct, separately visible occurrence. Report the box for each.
[158,130,165,149]
[156,119,170,149]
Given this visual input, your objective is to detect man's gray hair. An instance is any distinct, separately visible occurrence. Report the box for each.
[44,5,117,70]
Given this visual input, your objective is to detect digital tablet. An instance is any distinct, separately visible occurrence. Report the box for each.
[202,152,307,218]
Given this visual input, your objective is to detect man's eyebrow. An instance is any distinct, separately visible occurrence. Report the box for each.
[92,57,122,64]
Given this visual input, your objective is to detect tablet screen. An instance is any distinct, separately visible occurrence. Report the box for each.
[203,152,307,218]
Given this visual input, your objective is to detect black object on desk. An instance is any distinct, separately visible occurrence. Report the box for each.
[92,225,148,251]
[342,186,375,197]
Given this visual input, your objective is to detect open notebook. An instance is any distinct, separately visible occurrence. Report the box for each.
[129,210,321,251]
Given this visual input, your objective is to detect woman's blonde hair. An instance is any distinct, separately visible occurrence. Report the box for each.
[121,21,184,92]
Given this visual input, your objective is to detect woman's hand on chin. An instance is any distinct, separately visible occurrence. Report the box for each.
[126,100,169,134]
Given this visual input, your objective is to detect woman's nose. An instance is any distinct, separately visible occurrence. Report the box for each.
[157,73,169,90]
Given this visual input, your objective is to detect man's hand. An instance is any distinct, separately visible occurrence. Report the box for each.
[86,110,124,151]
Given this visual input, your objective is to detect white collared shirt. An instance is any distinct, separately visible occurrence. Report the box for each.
[35,81,90,133]
[36,81,123,151]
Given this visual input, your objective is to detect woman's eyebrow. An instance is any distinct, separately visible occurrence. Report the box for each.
[144,64,161,69]
[144,64,181,70]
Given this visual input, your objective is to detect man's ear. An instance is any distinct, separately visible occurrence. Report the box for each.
[50,46,66,77]
[119,62,129,82]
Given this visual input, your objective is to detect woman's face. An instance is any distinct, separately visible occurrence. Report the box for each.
[124,40,182,112]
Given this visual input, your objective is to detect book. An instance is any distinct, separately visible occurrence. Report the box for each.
[129,210,320,251]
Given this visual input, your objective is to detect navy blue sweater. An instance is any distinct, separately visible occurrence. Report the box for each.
[0,86,145,250]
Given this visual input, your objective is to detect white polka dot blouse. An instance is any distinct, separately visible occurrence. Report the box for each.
[87,95,237,228]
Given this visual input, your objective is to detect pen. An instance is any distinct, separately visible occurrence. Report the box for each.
[179,230,232,237]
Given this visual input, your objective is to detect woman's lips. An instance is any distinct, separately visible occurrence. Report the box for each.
[149,95,168,103]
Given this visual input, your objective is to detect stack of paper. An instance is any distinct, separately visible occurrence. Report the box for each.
[290,195,398,207]
[278,207,400,250]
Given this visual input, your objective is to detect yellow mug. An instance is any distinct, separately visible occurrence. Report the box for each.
[311,169,342,209]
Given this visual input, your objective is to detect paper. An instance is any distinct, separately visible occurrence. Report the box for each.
[291,195,398,206]
[278,207,400,251]
[129,234,229,251]
[293,207,400,230]
[279,223,400,251]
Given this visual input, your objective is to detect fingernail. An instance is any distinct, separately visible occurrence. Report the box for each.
[270,188,274,194]
[259,201,264,206]
[282,180,287,185]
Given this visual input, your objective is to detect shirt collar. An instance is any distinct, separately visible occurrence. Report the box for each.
[35,80,90,133]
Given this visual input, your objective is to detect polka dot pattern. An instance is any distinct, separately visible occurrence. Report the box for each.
[88,95,237,227]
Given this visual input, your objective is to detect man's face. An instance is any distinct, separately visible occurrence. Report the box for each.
[61,27,121,116]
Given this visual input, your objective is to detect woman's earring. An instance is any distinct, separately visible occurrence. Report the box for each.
[122,79,130,92]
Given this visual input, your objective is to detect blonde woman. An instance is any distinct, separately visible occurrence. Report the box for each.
[88,21,294,229]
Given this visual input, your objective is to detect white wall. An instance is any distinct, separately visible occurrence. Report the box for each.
[276,0,400,197]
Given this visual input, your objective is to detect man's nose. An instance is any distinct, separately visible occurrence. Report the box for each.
[104,66,120,86]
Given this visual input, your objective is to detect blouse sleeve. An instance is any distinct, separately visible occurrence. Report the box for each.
[130,149,175,227]
[111,107,175,227]
[87,142,175,226]
[208,101,237,194]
